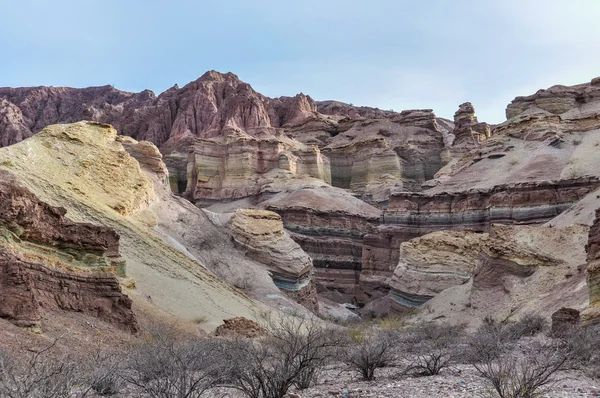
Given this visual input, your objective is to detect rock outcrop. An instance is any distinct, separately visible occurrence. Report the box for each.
[0,170,137,332]
[0,121,282,331]
[361,177,600,291]
[550,308,581,337]
[452,102,491,146]
[409,223,590,327]
[262,186,381,295]
[214,317,265,338]
[388,230,486,311]
[226,209,318,312]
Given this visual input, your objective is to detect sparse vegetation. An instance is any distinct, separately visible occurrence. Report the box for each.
[1,313,598,397]
[472,341,568,398]
[340,327,398,381]
[402,322,466,376]
[0,339,78,398]
[123,326,221,398]
[217,316,339,398]
[567,166,582,178]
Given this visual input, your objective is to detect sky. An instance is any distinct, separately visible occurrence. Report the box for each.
[2,0,600,123]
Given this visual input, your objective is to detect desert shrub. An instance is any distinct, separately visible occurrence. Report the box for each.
[218,317,338,398]
[402,322,466,376]
[123,326,221,398]
[561,323,600,378]
[472,340,568,398]
[0,339,78,398]
[467,315,547,364]
[507,314,547,339]
[340,328,398,381]
[379,315,404,330]
[82,350,125,396]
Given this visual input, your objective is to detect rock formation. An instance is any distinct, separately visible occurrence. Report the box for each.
[388,231,486,311]
[0,170,137,332]
[452,102,492,146]
[3,73,600,322]
[213,317,265,338]
[409,223,590,327]
[550,308,581,337]
[0,121,284,331]
[261,186,381,295]
[226,209,318,312]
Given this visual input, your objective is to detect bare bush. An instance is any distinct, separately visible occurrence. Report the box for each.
[341,328,398,381]
[467,315,547,365]
[561,323,600,378]
[402,322,466,376]
[81,350,125,396]
[123,326,220,398]
[472,341,568,398]
[0,338,78,398]
[218,316,339,398]
[507,314,547,339]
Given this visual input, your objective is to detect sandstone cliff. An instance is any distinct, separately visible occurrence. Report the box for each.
[225,209,318,312]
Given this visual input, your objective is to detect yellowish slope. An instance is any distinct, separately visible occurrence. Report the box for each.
[0,121,273,331]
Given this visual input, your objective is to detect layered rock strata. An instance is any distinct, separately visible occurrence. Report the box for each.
[0,121,280,331]
[319,109,452,196]
[388,231,486,311]
[226,209,318,312]
[409,223,589,327]
[184,136,331,206]
[452,102,491,146]
[360,177,600,301]
[262,187,381,295]
[0,170,137,332]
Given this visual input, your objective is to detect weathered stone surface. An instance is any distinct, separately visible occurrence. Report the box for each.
[0,121,282,331]
[452,102,491,146]
[411,223,589,327]
[118,136,169,186]
[550,308,581,337]
[227,209,317,312]
[185,136,331,205]
[388,231,487,311]
[0,85,156,145]
[213,317,265,338]
[0,170,137,332]
[262,186,381,296]
[319,109,451,196]
[361,178,600,285]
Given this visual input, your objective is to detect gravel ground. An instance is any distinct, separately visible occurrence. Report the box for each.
[209,365,599,398]
[295,366,599,398]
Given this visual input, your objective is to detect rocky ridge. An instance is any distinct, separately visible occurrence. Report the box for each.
[3,74,600,324]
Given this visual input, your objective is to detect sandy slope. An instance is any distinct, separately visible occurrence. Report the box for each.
[0,121,283,331]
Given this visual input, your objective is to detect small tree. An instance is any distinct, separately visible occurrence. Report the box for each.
[402,322,465,376]
[472,341,568,398]
[218,316,338,398]
[340,328,397,381]
[123,326,220,398]
[0,338,78,398]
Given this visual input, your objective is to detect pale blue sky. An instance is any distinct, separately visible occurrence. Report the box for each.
[2,0,599,123]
